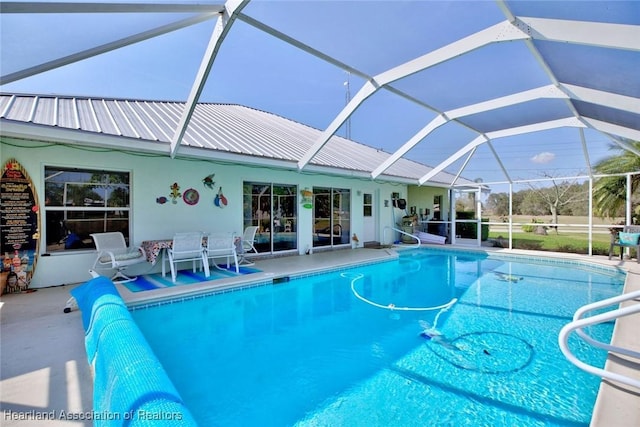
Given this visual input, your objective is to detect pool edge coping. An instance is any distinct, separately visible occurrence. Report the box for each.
[121,248,400,310]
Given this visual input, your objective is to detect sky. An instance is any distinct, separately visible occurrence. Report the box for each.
[1,0,630,187]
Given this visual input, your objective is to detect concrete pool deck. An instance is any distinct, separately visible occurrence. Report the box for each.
[1,246,639,426]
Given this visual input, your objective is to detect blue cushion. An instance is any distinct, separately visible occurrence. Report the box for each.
[618,232,640,245]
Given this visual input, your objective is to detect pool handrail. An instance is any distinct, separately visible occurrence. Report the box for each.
[558,289,640,390]
[383,226,421,247]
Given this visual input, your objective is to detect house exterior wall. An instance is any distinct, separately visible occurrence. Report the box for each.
[407,186,450,221]
[2,138,407,288]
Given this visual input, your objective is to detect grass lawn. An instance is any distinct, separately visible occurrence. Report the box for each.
[481,215,630,256]
[484,214,624,226]
[488,231,614,255]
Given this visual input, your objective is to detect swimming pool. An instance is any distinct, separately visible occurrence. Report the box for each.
[130,249,625,426]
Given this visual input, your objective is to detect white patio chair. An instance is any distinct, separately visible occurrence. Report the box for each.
[90,232,147,283]
[206,232,239,273]
[167,232,210,283]
[238,226,259,266]
[242,226,259,254]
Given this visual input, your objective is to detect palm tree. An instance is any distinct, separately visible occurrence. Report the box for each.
[593,141,640,222]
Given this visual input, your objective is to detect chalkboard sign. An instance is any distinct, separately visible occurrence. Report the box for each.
[1,159,40,292]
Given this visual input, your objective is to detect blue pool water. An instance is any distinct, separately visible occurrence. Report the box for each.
[130,249,625,426]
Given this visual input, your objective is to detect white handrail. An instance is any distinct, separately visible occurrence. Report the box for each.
[573,290,640,359]
[383,226,420,247]
[558,289,640,390]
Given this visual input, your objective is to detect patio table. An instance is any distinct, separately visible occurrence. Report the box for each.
[141,235,243,275]
[140,239,173,265]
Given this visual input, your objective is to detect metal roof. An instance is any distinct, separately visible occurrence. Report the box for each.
[0,1,638,185]
[0,93,468,186]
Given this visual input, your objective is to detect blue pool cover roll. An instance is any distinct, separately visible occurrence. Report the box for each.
[71,276,124,331]
[71,276,198,426]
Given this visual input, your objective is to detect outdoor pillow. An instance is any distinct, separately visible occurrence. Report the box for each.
[618,232,640,245]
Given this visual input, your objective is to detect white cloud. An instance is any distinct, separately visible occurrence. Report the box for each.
[531,152,555,164]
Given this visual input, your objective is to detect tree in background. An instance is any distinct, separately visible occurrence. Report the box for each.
[593,141,640,224]
[520,190,549,216]
[525,174,588,229]
[485,193,509,218]
[455,192,476,212]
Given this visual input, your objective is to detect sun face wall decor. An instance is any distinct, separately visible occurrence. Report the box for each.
[183,188,200,205]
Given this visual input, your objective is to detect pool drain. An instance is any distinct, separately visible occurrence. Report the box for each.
[426,331,534,374]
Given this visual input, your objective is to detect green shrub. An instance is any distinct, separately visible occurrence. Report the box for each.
[455,212,490,240]
[488,231,614,256]
[522,218,545,233]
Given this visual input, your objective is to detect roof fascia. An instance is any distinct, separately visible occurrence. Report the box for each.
[179,148,452,185]
[1,13,217,85]
[2,119,442,186]
[296,20,530,171]
[170,0,249,158]
[418,117,585,185]
[170,145,307,170]
[294,163,415,185]
[0,119,312,170]
[0,120,167,154]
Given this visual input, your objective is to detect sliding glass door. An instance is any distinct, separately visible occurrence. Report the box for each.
[313,187,350,248]
[243,182,297,253]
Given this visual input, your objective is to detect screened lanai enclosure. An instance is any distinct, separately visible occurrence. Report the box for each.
[1,1,639,256]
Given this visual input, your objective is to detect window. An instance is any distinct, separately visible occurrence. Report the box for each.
[433,195,443,220]
[44,166,131,252]
[363,193,373,217]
